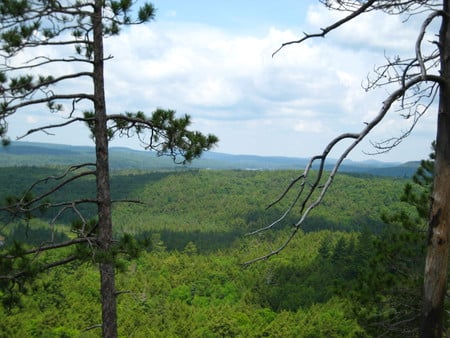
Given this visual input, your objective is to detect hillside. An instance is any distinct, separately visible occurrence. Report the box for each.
[0,167,409,250]
[0,141,418,176]
[0,166,421,337]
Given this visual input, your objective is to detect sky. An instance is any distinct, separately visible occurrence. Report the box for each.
[7,0,439,162]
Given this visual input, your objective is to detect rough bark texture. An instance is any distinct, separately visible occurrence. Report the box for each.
[421,1,450,336]
[92,1,117,337]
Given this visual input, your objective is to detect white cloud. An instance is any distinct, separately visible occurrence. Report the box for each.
[305,4,422,53]
[26,115,39,124]
[293,120,327,133]
[167,10,177,18]
[7,2,438,162]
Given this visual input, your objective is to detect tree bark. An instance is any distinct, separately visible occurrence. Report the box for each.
[421,1,450,336]
[92,1,117,337]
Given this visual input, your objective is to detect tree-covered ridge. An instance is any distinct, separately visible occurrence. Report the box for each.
[0,167,419,336]
[0,167,407,249]
[0,141,419,175]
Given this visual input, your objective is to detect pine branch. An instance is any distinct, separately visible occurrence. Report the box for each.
[0,254,80,281]
[1,237,97,259]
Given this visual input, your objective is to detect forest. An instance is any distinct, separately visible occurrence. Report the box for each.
[3,0,449,336]
[0,164,435,337]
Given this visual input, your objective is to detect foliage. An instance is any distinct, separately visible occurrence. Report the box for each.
[0,167,418,336]
[0,230,367,337]
[0,167,407,250]
[352,143,436,336]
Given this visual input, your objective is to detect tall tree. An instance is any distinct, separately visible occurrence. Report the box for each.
[0,1,217,337]
[246,1,448,336]
[355,143,435,336]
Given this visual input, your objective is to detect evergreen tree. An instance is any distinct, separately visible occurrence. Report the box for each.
[0,1,217,336]
[357,143,435,336]
[386,142,435,230]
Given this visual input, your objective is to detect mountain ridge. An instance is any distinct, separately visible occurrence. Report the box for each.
[0,141,418,177]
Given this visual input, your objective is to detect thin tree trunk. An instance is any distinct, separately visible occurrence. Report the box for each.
[92,0,117,337]
[421,1,450,336]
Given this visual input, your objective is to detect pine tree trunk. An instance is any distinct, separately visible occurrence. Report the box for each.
[421,1,450,336]
[92,1,118,337]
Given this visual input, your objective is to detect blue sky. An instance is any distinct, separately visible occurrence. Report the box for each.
[153,0,312,33]
[8,1,438,162]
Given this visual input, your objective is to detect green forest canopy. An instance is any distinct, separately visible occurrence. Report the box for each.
[0,167,426,336]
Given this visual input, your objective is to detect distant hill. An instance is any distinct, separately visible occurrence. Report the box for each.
[0,141,419,177]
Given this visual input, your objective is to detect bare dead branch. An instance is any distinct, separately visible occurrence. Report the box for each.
[4,93,94,117]
[24,170,95,207]
[369,82,439,153]
[244,74,442,266]
[0,164,96,224]
[29,163,96,190]
[40,254,79,270]
[17,116,94,140]
[1,56,93,70]
[84,324,102,332]
[416,10,443,79]
[273,0,377,57]
[320,0,440,15]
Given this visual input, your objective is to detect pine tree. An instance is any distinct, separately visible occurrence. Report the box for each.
[0,1,217,336]
[356,143,435,336]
